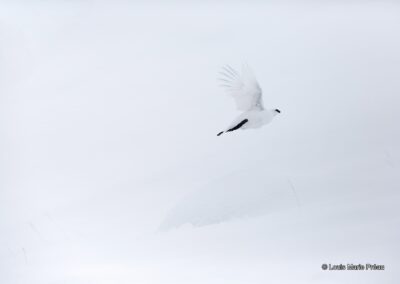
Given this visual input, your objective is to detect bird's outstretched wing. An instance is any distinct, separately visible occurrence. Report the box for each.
[219,64,264,111]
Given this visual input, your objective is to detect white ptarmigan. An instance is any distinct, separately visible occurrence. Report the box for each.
[217,65,280,136]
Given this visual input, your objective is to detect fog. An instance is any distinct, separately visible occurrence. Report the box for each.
[1,1,400,283]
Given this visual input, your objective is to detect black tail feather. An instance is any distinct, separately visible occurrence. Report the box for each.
[227,119,248,132]
[217,119,248,136]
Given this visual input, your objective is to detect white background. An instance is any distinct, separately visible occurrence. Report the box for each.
[1,1,400,283]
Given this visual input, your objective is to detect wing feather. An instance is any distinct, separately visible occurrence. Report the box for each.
[219,64,264,111]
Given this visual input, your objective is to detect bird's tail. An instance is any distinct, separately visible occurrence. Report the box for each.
[217,119,248,136]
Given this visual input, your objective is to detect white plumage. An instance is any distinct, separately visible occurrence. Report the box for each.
[217,65,280,136]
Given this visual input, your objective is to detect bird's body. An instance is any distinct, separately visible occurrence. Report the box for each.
[230,109,275,130]
[217,65,280,136]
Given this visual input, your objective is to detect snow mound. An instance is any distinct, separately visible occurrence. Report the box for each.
[160,171,297,230]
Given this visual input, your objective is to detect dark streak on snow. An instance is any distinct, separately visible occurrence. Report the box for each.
[287,178,301,208]
[28,222,47,242]
[22,247,27,265]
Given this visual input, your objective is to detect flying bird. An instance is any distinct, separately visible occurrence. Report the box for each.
[217,65,280,136]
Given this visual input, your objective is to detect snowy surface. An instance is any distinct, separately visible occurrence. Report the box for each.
[1,1,400,283]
